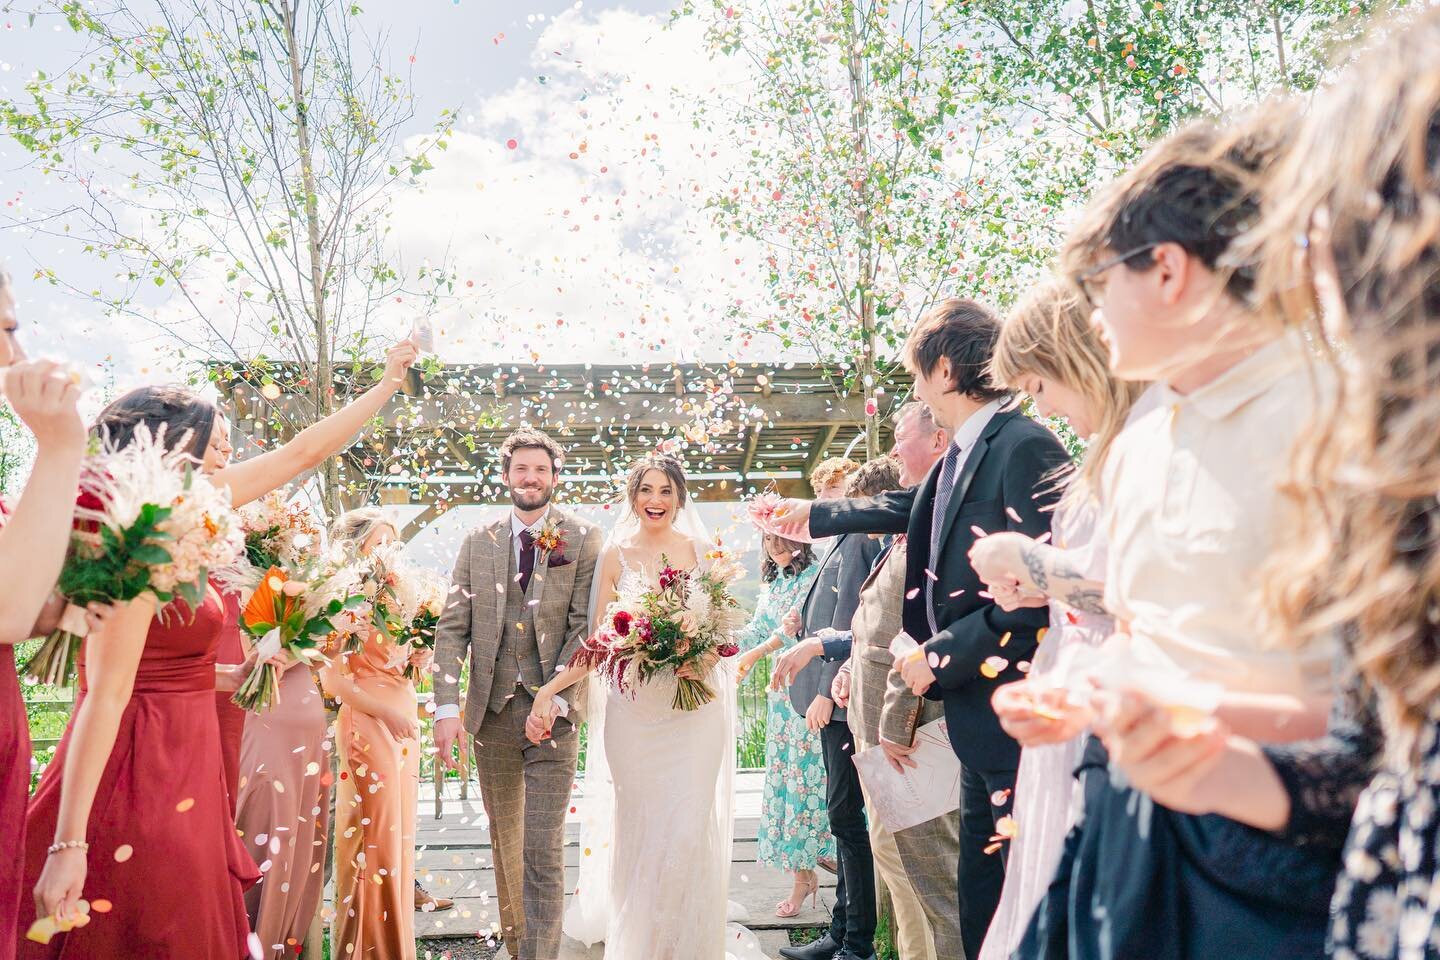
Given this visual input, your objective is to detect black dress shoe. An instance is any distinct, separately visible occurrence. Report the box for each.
[778,934,842,960]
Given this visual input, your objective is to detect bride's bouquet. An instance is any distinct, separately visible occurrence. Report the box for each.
[572,547,747,711]
[25,425,244,686]
[230,565,366,711]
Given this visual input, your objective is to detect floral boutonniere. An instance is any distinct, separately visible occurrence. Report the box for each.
[535,517,572,567]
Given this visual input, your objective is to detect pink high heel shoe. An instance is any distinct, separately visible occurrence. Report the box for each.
[775,870,820,919]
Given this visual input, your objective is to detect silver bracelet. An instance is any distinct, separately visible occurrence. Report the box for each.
[47,840,89,856]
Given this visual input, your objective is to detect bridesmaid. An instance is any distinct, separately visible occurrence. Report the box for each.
[967,279,1146,959]
[203,338,419,806]
[321,509,426,960]
[732,533,833,918]
[20,388,260,958]
[0,269,86,960]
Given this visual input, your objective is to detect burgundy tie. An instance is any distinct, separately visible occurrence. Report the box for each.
[518,529,537,593]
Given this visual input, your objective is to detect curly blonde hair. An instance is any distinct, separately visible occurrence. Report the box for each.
[1255,7,1440,763]
[809,457,860,495]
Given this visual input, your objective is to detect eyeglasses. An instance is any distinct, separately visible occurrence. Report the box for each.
[1074,243,1158,306]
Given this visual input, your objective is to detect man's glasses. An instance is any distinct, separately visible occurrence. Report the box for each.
[1074,243,1158,306]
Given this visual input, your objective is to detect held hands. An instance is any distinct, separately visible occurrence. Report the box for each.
[525,692,561,745]
[2,359,85,452]
[969,532,1048,611]
[992,680,1092,748]
[1091,688,1229,814]
[804,695,834,732]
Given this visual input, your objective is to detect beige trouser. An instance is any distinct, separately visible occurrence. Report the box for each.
[862,782,938,960]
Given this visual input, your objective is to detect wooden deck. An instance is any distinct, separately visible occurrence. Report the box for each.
[409,771,830,958]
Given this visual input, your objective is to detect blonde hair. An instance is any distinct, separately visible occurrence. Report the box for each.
[809,457,860,494]
[990,280,1147,507]
[1255,7,1440,763]
[329,507,397,553]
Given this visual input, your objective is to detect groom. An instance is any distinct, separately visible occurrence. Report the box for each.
[433,427,602,960]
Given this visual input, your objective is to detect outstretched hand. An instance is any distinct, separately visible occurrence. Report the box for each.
[381,339,420,387]
[2,359,85,452]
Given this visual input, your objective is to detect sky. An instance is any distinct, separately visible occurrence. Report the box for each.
[0,0,781,406]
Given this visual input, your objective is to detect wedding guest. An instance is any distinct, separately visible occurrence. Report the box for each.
[1096,16,1440,957]
[1015,106,1342,960]
[0,269,86,960]
[966,279,1146,959]
[774,457,882,960]
[778,406,963,960]
[21,388,260,958]
[767,298,1068,957]
[321,509,426,960]
[827,448,959,960]
[732,533,834,919]
[206,339,418,808]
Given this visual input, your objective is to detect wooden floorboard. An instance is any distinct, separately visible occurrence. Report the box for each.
[404,773,835,948]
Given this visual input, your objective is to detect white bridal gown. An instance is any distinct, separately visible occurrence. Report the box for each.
[563,554,770,960]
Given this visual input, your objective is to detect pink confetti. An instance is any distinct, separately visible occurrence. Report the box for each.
[905,587,920,600]
[1006,506,1023,523]
[506,138,518,150]
[971,525,988,537]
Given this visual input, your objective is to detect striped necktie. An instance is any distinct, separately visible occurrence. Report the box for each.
[925,444,962,635]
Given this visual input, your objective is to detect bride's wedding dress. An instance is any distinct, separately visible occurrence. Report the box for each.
[564,551,770,960]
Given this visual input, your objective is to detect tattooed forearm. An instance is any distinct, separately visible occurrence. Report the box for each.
[1021,543,1049,591]
[1061,587,1108,615]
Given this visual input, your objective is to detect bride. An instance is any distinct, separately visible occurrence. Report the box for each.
[526,453,767,960]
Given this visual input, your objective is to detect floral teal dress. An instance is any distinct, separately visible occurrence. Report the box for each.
[738,564,835,873]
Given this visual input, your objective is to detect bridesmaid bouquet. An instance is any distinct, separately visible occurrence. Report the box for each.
[213,488,324,601]
[572,547,747,711]
[397,570,448,682]
[318,541,420,654]
[230,565,365,711]
[25,425,243,686]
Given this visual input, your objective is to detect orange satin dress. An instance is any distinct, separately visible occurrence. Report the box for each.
[329,629,419,960]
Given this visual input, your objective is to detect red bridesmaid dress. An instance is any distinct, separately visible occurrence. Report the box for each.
[0,500,28,960]
[1,643,31,960]
[18,588,260,959]
[214,587,246,813]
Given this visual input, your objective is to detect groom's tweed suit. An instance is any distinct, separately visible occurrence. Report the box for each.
[434,507,601,960]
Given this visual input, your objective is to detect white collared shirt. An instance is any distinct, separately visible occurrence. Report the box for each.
[1100,328,1337,698]
[943,397,1004,496]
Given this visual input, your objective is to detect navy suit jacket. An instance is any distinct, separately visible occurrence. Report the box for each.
[809,407,1068,772]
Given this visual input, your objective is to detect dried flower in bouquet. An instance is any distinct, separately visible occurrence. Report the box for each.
[212,489,324,600]
[397,569,448,682]
[25,425,243,686]
[571,546,747,711]
[320,540,421,655]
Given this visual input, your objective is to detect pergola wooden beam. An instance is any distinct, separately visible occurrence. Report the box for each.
[803,424,843,479]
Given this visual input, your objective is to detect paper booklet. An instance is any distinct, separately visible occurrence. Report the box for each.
[853,717,961,833]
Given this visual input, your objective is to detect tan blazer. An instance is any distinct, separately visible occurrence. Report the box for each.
[433,506,603,736]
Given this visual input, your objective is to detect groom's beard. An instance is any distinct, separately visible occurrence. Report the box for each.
[509,484,553,512]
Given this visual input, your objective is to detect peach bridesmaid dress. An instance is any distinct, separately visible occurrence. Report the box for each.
[329,629,419,960]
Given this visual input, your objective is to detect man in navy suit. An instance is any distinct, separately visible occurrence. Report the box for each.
[769,298,1068,957]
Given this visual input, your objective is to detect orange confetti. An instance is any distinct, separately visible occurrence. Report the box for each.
[114,845,134,862]
[91,900,112,914]
[176,797,195,813]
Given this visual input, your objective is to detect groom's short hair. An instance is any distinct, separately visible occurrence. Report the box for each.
[498,427,564,473]
[904,298,1008,404]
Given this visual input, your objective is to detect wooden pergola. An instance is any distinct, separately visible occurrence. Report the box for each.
[216,360,912,535]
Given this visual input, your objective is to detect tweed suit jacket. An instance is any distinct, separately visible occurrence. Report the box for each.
[433,505,603,737]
